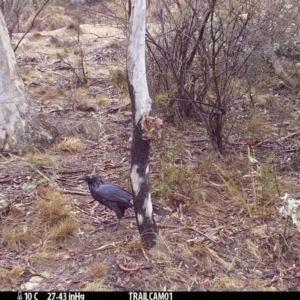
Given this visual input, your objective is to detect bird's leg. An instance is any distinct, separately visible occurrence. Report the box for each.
[114,219,120,231]
[105,220,121,231]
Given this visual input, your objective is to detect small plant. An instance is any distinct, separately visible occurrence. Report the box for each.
[154,92,169,112]
[219,173,252,216]
[57,51,88,86]
[153,142,213,211]
[55,137,84,153]
[109,68,127,90]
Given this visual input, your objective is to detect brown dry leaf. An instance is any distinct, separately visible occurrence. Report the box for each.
[246,139,260,147]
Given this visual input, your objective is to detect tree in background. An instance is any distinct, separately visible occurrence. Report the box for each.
[146,0,300,155]
[0,9,57,152]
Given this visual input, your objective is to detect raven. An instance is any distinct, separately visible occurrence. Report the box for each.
[78,173,164,231]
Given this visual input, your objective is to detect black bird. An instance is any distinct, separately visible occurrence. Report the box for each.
[78,174,164,231]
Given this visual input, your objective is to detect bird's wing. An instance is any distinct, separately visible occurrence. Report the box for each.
[93,183,133,205]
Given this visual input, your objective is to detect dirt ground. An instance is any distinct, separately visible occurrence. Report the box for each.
[1,4,300,291]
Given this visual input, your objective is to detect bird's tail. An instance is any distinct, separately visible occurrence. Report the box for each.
[153,207,166,217]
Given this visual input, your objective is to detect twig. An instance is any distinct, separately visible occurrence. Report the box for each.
[186,138,209,143]
[14,0,51,52]
[279,130,300,142]
[58,189,90,196]
[184,226,218,243]
[48,109,74,114]
[57,53,86,85]
[35,168,51,182]
[141,247,150,262]
[95,242,122,251]
[157,225,181,229]
[71,201,99,220]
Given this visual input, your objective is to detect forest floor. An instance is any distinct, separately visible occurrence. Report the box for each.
[0,3,300,291]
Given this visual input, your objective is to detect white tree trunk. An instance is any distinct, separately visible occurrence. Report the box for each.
[127,0,157,248]
[0,10,57,152]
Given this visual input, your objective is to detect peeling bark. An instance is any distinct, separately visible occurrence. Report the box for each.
[0,11,58,152]
[127,0,157,249]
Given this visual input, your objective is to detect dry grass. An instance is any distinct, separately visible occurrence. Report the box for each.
[0,266,23,288]
[55,137,84,153]
[95,94,112,106]
[2,228,36,250]
[213,274,246,291]
[28,87,59,99]
[85,261,107,279]
[32,6,77,32]
[10,265,24,277]
[21,74,31,82]
[37,186,71,226]
[50,217,78,241]
[242,115,269,139]
[30,251,55,262]
[25,153,56,169]
[77,98,97,112]
[32,32,42,39]
[83,280,110,291]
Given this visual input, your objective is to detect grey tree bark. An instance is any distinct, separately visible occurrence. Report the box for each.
[0,10,58,152]
[264,40,297,89]
[127,0,161,249]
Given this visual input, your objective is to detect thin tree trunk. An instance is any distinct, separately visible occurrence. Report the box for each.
[127,0,157,249]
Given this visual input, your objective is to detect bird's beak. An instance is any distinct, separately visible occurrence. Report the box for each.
[78,175,88,181]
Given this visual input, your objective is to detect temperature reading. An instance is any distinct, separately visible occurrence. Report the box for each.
[23,293,38,300]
